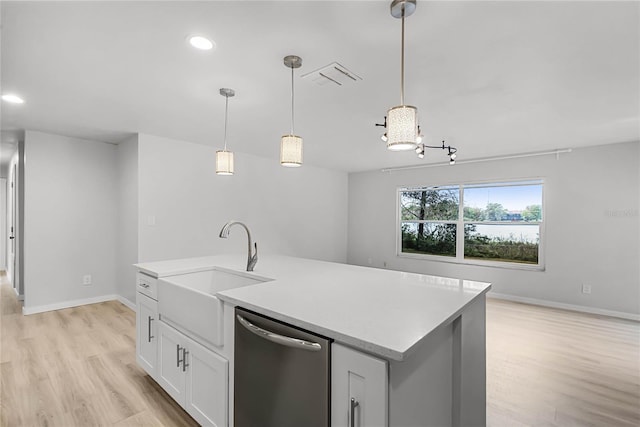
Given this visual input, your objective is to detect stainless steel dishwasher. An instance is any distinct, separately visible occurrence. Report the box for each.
[234,307,331,427]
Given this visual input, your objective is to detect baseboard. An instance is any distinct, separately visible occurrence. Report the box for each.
[116,295,135,311]
[23,294,121,315]
[13,287,24,301]
[488,292,640,322]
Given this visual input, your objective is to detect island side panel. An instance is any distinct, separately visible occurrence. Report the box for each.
[388,293,487,427]
[389,321,454,426]
[456,294,487,427]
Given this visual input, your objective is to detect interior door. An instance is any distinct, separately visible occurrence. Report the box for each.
[8,164,16,287]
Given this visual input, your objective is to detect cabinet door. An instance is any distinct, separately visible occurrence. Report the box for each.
[136,293,158,377]
[331,343,388,427]
[157,321,187,405]
[185,337,229,427]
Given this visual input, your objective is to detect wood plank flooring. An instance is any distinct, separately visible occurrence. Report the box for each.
[0,273,198,427]
[486,298,640,427]
[1,272,638,426]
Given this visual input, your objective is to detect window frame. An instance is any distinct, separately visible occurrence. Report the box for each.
[396,178,545,271]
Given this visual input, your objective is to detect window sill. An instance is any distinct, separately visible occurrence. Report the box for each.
[397,252,546,272]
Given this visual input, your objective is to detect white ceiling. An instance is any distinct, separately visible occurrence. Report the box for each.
[1,1,638,172]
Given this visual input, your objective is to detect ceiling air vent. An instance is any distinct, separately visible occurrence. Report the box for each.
[301,62,362,87]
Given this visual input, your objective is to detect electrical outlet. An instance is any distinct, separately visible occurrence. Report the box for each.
[82,275,92,286]
[581,284,591,294]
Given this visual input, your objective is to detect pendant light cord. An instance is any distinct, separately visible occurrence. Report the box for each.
[400,8,405,106]
[290,64,295,135]
[223,94,229,151]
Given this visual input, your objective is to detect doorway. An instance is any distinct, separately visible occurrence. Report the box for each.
[9,164,16,291]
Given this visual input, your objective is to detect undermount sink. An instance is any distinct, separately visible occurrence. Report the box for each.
[158,268,271,347]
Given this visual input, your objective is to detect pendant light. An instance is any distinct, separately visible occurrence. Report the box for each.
[280,55,303,167]
[386,0,418,151]
[216,88,235,175]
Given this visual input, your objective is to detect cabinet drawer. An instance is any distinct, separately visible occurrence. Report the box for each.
[137,272,158,300]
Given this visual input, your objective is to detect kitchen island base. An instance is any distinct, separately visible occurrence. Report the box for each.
[332,295,486,427]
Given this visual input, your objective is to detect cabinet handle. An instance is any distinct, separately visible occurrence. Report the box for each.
[147,316,154,342]
[350,397,359,427]
[139,282,150,288]
[182,348,189,372]
[176,344,182,367]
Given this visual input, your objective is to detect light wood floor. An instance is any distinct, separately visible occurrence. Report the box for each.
[486,298,640,427]
[0,273,198,427]
[1,273,638,427]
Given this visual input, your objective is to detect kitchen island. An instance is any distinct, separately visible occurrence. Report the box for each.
[134,254,491,427]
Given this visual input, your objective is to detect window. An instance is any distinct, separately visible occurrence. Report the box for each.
[398,180,544,268]
[400,186,459,257]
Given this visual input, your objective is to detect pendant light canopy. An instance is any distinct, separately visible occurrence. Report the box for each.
[386,0,418,151]
[280,55,303,167]
[216,88,235,175]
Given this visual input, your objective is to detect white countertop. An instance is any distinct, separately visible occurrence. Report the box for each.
[135,255,491,361]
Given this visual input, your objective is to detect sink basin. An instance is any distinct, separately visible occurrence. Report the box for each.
[158,268,271,347]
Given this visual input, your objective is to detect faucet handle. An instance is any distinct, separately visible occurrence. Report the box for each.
[247,242,258,271]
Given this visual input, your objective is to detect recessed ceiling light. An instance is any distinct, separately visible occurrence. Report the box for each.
[2,94,25,104]
[189,35,214,51]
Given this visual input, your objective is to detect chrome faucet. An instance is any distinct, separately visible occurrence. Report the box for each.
[219,221,258,272]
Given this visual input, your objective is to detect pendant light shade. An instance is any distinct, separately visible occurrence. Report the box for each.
[386,0,418,151]
[280,135,303,167]
[376,0,459,163]
[281,55,303,167]
[216,88,235,175]
[216,150,234,175]
[387,105,417,151]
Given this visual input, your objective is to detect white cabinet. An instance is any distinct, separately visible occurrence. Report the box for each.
[136,292,158,378]
[331,343,388,427]
[158,321,228,427]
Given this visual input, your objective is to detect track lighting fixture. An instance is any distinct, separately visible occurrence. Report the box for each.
[376,115,458,163]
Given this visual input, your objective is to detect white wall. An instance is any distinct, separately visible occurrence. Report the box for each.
[348,141,640,317]
[137,133,348,265]
[23,131,118,311]
[116,135,139,305]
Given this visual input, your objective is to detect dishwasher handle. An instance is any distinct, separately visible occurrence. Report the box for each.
[236,314,322,352]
